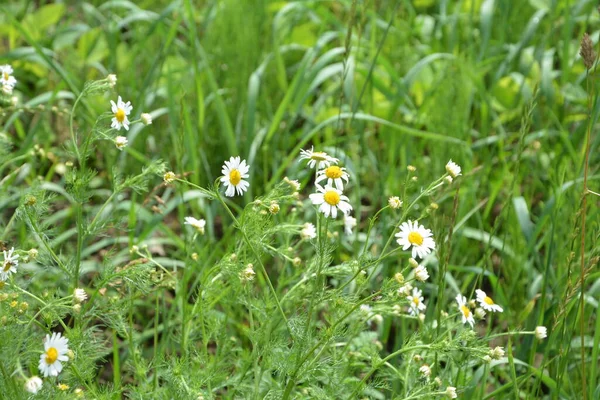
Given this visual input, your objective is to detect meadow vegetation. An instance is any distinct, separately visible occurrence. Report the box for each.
[0,0,599,399]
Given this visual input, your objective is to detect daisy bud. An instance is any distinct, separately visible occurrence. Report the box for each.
[407,165,416,172]
[141,113,153,125]
[2,84,13,95]
[28,248,39,259]
[412,354,422,363]
[10,300,17,308]
[73,304,81,314]
[74,388,84,397]
[11,96,18,106]
[445,160,462,178]
[535,326,547,340]
[411,176,418,182]
[434,377,442,387]
[474,307,486,319]
[398,283,413,296]
[58,383,70,391]
[229,253,237,262]
[19,302,29,312]
[408,258,419,268]
[283,176,301,191]
[241,264,255,281]
[445,386,458,399]
[0,293,7,301]
[394,272,404,284]
[418,313,426,322]
[468,299,477,308]
[419,364,431,378]
[73,288,88,303]
[429,202,438,210]
[483,355,492,364]
[67,349,75,360]
[444,176,453,184]
[393,304,402,315]
[269,201,280,214]
[163,171,176,184]
[114,136,128,150]
[65,161,74,167]
[192,253,199,261]
[441,310,448,318]
[24,376,43,394]
[293,257,302,267]
[373,314,383,324]
[107,74,117,87]
[489,346,505,360]
[388,196,402,209]
[130,245,139,254]
[414,265,429,282]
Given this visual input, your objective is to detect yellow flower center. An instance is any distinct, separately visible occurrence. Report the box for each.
[311,152,328,161]
[412,297,420,305]
[484,296,494,305]
[2,261,12,272]
[461,305,471,318]
[115,108,126,122]
[3,72,8,81]
[325,166,343,179]
[45,347,58,364]
[323,190,340,206]
[408,231,424,246]
[229,169,241,185]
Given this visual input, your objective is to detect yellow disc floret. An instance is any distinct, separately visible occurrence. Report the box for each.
[323,190,340,206]
[229,169,241,185]
[408,231,424,246]
[484,296,494,305]
[45,347,58,364]
[115,108,126,122]
[325,166,343,179]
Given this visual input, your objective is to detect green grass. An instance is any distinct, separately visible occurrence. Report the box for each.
[0,0,598,399]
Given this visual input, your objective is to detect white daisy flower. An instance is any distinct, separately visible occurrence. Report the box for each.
[114,136,128,150]
[300,222,317,240]
[141,113,153,125]
[73,288,87,304]
[184,217,206,234]
[445,386,458,399]
[163,171,176,184]
[344,214,356,235]
[535,326,547,340]
[407,287,426,316]
[0,65,17,88]
[1,247,19,281]
[309,185,352,219]
[220,156,250,197]
[299,146,339,169]
[110,96,133,131]
[388,196,402,209]
[445,160,461,178]
[414,265,429,282]
[24,376,43,394]
[489,346,505,360]
[395,220,436,259]
[475,289,503,313]
[315,165,349,190]
[38,332,69,377]
[455,294,475,328]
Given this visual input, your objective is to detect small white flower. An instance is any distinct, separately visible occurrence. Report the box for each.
[107,74,117,87]
[475,307,486,320]
[1,247,19,281]
[240,264,255,281]
[407,287,426,316]
[419,364,431,378]
[0,65,17,88]
[344,214,356,235]
[414,265,429,282]
[300,222,317,240]
[114,136,128,150]
[489,346,505,360]
[535,326,547,340]
[445,160,461,178]
[316,165,349,190]
[163,171,176,183]
[388,196,402,209]
[184,217,206,234]
[299,146,339,169]
[395,220,436,259]
[445,386,458,399]
[283,176,300,191]
[141,113,153,125]
[220,156,250,197]
[39,332,69,377]
[24,376,43,394]
[73,288,87,304]
[455,294,475,328]
[110,96,133,131]
[476,289,503,313]
[309,185,352,219]
[398,283,413,297]
[444,176,453,184]
[28,248,39,259]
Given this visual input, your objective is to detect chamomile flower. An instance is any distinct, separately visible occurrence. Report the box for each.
[344,214,356,235]
[388,196,402,209]
[535,326,547,340]
[1,247,19,281]
[309,185,352,218]
[0,65,17,88]
[73,288,88,304]
[110,96,133,131]
[24,376,43,394]
[39,332,69,377]
[455,294,474,328]
[220,156,250,197]
[114,136,128,150]
[407,287,426,316]
[419,364,431,378]
[414,265,429,282]
[184,217,206,234]
[141,113,152,125]
[316,165,349,190]
[475,289,503,313]
[395,220,436,259]
[445,160,461,178]
[299,147,339,169]
[445,387,458,399]
[283,176,300,191]
[489,346,505,360]
[300,222,317,239]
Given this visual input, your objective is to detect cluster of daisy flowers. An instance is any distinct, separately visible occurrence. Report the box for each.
[108,91,153,151]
